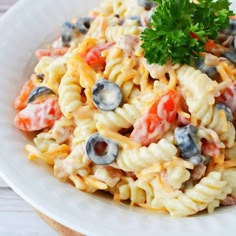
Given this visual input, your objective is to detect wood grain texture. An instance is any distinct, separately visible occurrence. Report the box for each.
[0,179,58,235]
[38,212,84,236]
[0,175,85,236]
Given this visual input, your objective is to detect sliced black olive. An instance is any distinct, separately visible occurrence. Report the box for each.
[223,19,236,36]
[230,36,236,51]
[27,86,55,104]
[61,21,78,46]
[222,51,236,65]
[229,19,236,35]
[175,125,202,165]
[195,59,219,80]
[215,103,233,121]
[92,79,122,111]
[137,0,156,10]
[188,154,206,166]
[75,17,94,35]
[85,133,119,165]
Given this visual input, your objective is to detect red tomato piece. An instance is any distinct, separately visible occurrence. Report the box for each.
[81,42,114,70]
[35,47,69,60]
[216,82,236,116]
[201,139,221,157]
[189,31,202,41]
[130,90,179,146]
[13,75,37,111]
[205,40,215,52]
[14,97,62,131]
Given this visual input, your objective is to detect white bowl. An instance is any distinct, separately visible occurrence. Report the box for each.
[0,1,236,235]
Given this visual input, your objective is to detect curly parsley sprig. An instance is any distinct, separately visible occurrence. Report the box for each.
[141,0,233,65]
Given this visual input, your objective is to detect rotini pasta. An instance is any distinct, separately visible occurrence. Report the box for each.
[105,24,141,43]
[166,166,191,189]
[58,60,83,119]
[72,117,97,147]
[94,96,146,131]
[113,177,148,204]
[222,168,236,194]
[102,46,140,101]
[13,0,236,217]
[177,65,236,147]
[116,139,177,172]
[163,172,226,217]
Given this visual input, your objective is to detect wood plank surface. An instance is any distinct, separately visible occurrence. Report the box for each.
[0,176,58,235]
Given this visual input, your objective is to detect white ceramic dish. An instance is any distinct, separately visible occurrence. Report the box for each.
[0,1,236,235]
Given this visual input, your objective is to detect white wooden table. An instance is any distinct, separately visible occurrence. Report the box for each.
[0,176,58,235]
[0,1,58,235]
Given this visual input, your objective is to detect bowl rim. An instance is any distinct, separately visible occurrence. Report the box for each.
[0,1,236,236]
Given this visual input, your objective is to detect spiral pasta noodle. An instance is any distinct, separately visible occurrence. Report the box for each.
[105,24,141,43]
[177,65,236,147]
[72,118,97,147]
[58,61,83,119]
[163,172,226,217]
[114,177,148,204]
[13,0,236,217]
[116,139,177,172]
[94,96,146,131]
[103,46,139,92]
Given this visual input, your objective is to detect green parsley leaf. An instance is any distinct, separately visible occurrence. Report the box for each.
[141,0,234,65]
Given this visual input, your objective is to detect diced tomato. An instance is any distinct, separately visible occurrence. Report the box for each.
[130,90,179,146]
[189,31,202,41]
[13,75,37,111]
[216,82,236,116]
[205,40,215,51]
[80,42,114,70]
[201,139,221,157]
[14,97,62,131]
[35,47,69,60]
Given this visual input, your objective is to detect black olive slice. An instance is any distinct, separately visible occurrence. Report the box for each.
[61,21,78,46]
[75,17,94,35]
[175,125,199,158]
[229,19,236,35]
[223,51,236,65]
[175,125,204,165]
[195,59,219,80]
[230,36,236,51]
[27,86,55,104]
[92,79,122,111]
[188,155,206,166]
[85,133,119,165]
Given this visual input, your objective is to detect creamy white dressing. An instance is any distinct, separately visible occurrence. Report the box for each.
[54,143,90,180]
[100,89,117,104]
[93,166,121,188]
[118,35,139,57]
[143,59,180,79]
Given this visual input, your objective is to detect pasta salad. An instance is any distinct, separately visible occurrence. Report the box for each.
[13,0,236,217]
